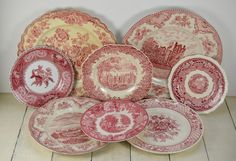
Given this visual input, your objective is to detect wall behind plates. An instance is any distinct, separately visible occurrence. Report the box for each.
[0,0,235,95]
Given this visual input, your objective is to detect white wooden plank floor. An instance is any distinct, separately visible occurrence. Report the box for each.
[1,93,236,161]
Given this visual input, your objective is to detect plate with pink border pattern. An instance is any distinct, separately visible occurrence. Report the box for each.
[82,44,153,101]
[128,98,204,154]
[10,46,74,108]
[80,99,149,142]
[29,97,107,155]
[168,55,228,114]
[123,8,222,98]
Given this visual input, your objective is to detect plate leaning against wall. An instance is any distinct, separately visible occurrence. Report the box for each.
[123,8,222,98]
[10,46,74,108]
[17,9,116,96]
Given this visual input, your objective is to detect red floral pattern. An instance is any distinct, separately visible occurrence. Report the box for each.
[30,65,54,88]
[145,115,180,142]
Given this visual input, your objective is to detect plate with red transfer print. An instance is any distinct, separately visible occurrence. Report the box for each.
[82,44,153,101]
[128,98,204,154]
[29,97,107,155]
[18,9,116,96]
[123,8,222,98]
[168,55,228,114]
[80,100,149,142]
[10,47,74,108]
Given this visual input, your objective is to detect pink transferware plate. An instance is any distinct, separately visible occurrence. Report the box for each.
[123,8,222,98]
[29,97,107,155]
[17,9,116,96]
[82,44,153,101]
[80,99,149,142]
[168,55,228,114]
[128,98,204,154]
[10,46,74,108]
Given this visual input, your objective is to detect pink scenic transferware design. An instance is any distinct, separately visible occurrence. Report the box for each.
[82,44,153,101]
[10,47,74,108]
[17,9,116,96]
[128,98,203,154]
[29,97,108,155]
[123,8,222,98]
[168,55,228,114]
[80,99,149,142]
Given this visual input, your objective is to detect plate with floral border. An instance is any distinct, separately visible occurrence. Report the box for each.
[82,44,153,101]
[80,99,149,142]
[10,46,74,108]
[29,97,108,155]
[128,98,204,154]
[168,55,228,114]
[123,8,222,98]
[18,9,116,96]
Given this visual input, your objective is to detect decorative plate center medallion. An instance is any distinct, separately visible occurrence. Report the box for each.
[188,74,208,94]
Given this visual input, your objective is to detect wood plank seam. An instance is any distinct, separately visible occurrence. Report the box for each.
[129,143,131,161]
[202,137,210,161]
[225,100,236,130]
[168,154,171,161]
[10,107,28,161]
[51,152,54,161]
[90,152,93,161]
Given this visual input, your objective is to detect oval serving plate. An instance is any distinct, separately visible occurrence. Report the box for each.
[80,99,149,142]
[18,9,116,96]
[82,44,153,101]
[123,8,222,98]
[10,46,74,108]
[128,98,204,154]
[168,55,228,114]
[29,97,107,155]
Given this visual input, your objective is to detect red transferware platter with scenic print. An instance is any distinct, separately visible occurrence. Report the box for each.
[168,55,228,114]
[10,47,74,108]
[123,8,222,98]
[29,97,107,155]
[17,9,116,96]
[128,98,204,154]
[80,100,149,142]
[82,44,153,101]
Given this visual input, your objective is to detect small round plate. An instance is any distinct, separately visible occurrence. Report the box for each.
[128,98,204,154]
[80,99,149,142]
[10,47,74,108]
[82,44,153,101]
[29,97,107,155]
[123,8,222,98]
[168,55,228,114]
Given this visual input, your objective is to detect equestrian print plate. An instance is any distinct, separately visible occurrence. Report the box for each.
[10,47,74,108]
[29,97,107,155]
[128,98,204,154]
[168,55,228,114]
[80,100,149,142]
[82,44,153,101]
[123,8,222,98]
[18,9,116,96]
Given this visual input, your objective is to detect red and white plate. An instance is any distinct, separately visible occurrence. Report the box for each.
[168,55,228,114]
[80,99,149,142]
[29,97,107,155]
[128,98,204,154]
[123,8,222,98]
[10,47,74,108]
[82,44,153,101]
